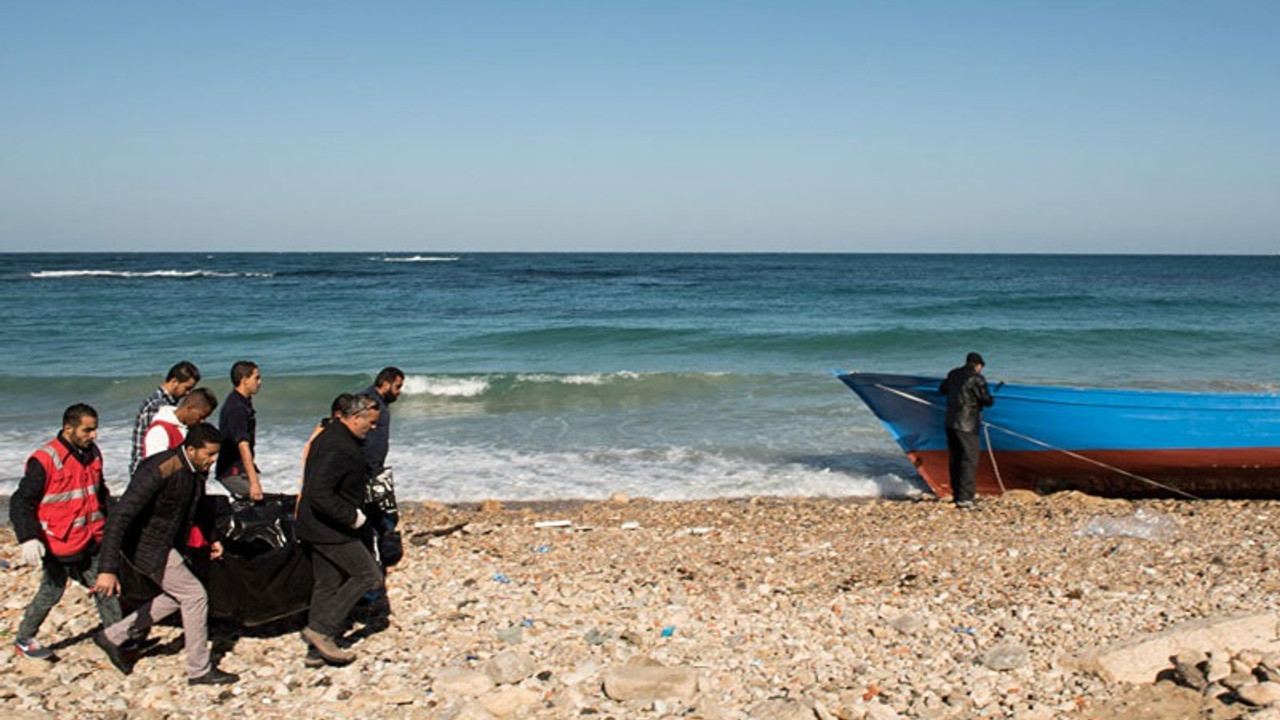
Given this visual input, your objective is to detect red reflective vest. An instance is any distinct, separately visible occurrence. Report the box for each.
[31,441,106,557]
[149,419,185,453]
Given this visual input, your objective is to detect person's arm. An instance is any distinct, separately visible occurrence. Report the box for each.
[976,376,995,407]
[238,440,264,500]
[10,458,47,543]
[306,444,362,528]
[94,459,164,592]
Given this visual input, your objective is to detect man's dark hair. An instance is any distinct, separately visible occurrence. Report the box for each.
[184,422,223,449]
[62,403,98,429]
[165,360,201,384]
[181,387,219,412]
[230,360,259,386]
[966,352,985,367]
[374,366,405,387]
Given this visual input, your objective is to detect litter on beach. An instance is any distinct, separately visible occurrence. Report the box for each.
[534,520,572,528]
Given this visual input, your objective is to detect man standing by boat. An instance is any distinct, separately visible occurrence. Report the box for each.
[940,352,994,509]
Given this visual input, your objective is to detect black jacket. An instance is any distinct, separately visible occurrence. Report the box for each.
[940,364,995,433]
[297,421,367,544]
[98,447,213,583]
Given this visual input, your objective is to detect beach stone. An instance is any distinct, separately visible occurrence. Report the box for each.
[1172,652,1208,690]
[865,703,902,720]
[980,642,1030,671]
[481,687,540,717]
[484,650,535,685]
[1206,651,1233,682]
[890,614,925,636]
[1249,709,1280,720]
[608,492,631,505]
[434,668,495,696]
[1237,681,1280,707]
[1082,613,1280,684]
[602,663,699,702]
[478,500,503,513]
[443,701,497,720]
[747,698,817,720]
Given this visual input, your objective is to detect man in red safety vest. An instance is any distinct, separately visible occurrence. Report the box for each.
[9,404,122,661]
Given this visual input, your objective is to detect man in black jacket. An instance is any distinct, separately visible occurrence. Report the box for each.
[297,394,383,666]
[939,353,995,509]
[92,423,239,685]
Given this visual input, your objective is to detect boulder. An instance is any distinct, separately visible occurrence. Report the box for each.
[602,664,699,702]
[1080,614,1280,684]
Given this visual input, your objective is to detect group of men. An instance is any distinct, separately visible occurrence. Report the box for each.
[9,360,406,685]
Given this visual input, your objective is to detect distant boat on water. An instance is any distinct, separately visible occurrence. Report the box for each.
[836,371,1280,499]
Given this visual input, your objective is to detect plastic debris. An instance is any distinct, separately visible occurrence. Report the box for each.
[520,618,535,627]
[492,573,511,584]
[620,521,640,530]
[532,545,550,553]
[1077,508,1180,541]
[0,559,9,570]
[660,626,676,637]
[534,520,572,528]
[953,626,976,636]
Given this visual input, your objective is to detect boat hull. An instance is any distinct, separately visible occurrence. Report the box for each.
[837,372,1280,498]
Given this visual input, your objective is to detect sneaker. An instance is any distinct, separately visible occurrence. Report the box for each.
[954,500,977,510]
[188,667,240,686]
[92,630,133,675]
[13,637,54,661]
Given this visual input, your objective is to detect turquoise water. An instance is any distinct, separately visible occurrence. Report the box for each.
[2,253,1278,500]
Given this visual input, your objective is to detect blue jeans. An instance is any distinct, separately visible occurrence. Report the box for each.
[18,551,122,640]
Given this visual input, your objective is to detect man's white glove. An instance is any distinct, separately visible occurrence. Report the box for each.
[20,539,45,566]
[351,509,367,529]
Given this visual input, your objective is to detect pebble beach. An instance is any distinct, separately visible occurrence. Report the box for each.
[4,492,1280,719]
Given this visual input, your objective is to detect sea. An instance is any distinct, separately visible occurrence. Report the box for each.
[2,252,1278,502]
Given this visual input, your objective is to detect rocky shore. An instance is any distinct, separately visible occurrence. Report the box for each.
[4,491,1280,719]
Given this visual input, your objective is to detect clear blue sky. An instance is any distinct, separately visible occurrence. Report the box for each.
[2,1,1277,253]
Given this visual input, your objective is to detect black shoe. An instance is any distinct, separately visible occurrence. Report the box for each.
[92,630,133,675]
[188,667,240,686]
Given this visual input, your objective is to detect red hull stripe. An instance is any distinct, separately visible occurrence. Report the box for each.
[910,447,1280,499]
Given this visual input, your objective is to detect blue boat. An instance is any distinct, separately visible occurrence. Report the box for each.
[836,372,1280,498]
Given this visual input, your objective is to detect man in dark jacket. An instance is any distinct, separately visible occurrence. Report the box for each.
[92,423,239,685]
[297,394,383,666]
[939,352,995,509]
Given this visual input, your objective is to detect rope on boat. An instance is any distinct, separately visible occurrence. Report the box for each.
[983,424,1007,494]
[869,382,1203,500]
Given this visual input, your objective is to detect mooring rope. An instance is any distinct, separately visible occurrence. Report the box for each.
[868,381,1203,500]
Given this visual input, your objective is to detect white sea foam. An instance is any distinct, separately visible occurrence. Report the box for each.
[382,255,460,263]
[402,375,491,398]
[515,371,641,386]
[29,269,274,279]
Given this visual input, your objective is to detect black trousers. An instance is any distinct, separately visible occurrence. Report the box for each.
[304,539,383,637]
[945,427,980,503]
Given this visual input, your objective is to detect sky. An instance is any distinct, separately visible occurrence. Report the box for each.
[1,1,1277,254]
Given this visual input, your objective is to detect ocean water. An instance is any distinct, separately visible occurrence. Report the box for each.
[2,252,1278,502]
